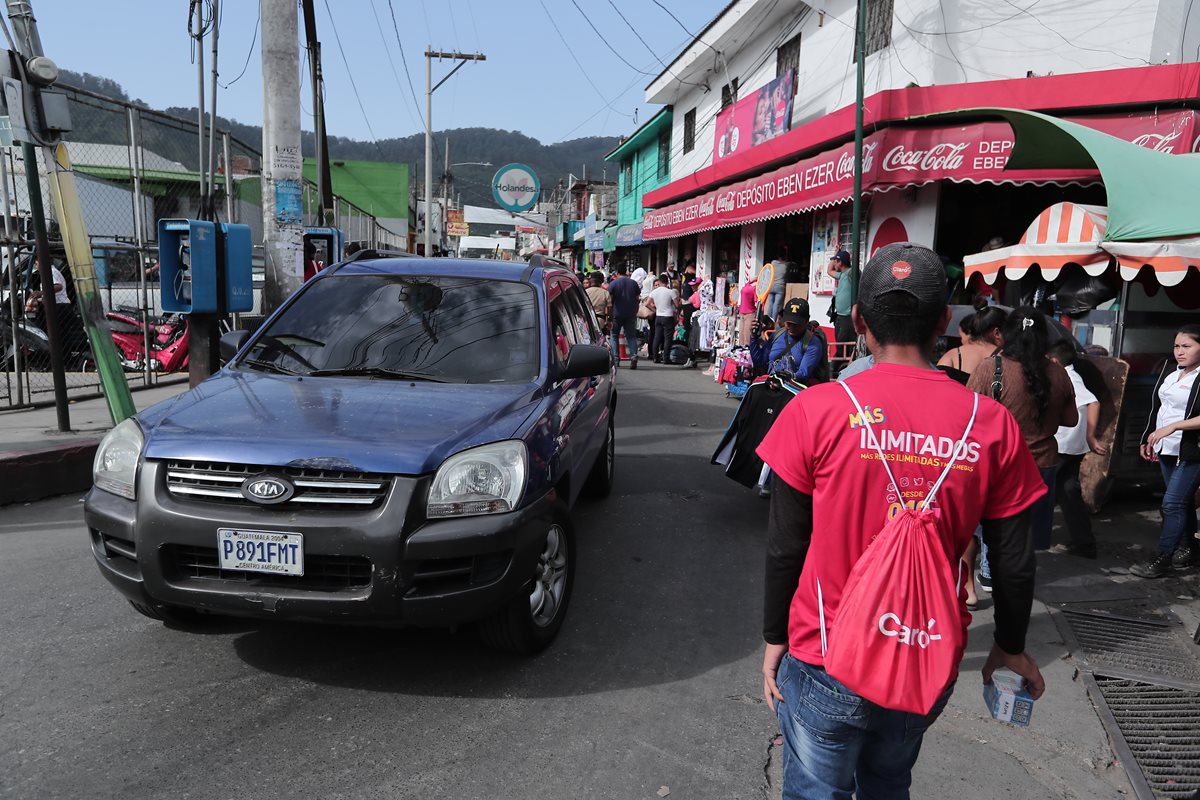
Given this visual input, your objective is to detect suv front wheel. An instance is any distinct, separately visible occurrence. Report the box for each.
[479,502,574,654]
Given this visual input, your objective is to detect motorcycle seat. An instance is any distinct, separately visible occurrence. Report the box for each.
[108,319,142,335]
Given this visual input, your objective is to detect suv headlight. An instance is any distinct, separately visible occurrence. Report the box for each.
[427,441,527,518]
[93,418,144,500]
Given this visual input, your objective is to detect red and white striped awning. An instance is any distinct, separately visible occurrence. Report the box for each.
[1102,237,1200,286]
[964,202,1111,285]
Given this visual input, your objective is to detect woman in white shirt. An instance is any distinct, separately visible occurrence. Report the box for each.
[1136,324,1200,578]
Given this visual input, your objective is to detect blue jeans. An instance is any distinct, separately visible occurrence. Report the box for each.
[767,288,784,320]
[610,316,639,363]
[1030,465,1058,551]
[974,526,991,580]
[775,654,952,800]
[1158,455,1200,555]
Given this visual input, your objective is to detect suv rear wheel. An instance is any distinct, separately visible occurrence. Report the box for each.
[479,503,574,654]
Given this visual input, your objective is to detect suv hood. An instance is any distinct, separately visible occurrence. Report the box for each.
[138,370,541,475]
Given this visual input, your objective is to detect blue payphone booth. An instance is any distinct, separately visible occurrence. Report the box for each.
[158,219,253,313]
[304,226,345,269]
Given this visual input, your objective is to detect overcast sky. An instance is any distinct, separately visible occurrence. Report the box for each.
[37,0,728,144]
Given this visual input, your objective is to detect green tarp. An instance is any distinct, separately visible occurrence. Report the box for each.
[918,108,1200,242]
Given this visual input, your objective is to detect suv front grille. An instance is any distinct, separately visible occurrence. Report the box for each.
[164,544,372,591]
[164,460,390,509]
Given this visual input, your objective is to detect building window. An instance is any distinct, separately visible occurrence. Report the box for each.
[683,108,696,153]
[776,31,801,97]
[621,159,632,196]
[657,131,670,179]
[856,0,893,60]
[720,77,739,110]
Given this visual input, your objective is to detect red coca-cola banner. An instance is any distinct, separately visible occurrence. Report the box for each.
[643,110,1197,240]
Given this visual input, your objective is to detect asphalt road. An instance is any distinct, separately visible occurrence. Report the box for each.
[0,364,1137,799]
[0,364,779,800]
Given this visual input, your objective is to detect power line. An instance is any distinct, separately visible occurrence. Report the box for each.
[320,0,385,155]
[650,0,697,38]
[607,0,667,69]
[218,10,258,88]
[569,0,656,76]
[998,0,1150,63]
[938,0,968,81]
[536,0,633,120]
[367,0,421,131]
[605,0,707,90]
[385,0,426,129]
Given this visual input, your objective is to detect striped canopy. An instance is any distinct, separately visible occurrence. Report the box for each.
[964,202,1111,285]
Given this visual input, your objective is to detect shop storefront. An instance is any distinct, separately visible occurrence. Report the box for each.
[642,64,1200,335]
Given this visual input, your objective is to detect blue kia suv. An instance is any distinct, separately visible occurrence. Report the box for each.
[84,254,616,653]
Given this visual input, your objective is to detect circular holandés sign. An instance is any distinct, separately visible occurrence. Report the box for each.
[491,163,540,212]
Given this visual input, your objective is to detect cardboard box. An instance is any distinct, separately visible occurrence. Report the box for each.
[784,282,809,302]
[983,668,1035,727]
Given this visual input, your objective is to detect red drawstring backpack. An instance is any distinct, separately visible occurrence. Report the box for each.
[822,381,978,715]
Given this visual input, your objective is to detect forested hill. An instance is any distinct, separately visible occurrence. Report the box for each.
[58,69,620,207]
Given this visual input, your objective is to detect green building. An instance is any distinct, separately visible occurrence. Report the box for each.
[603,107,672,271]
[301,158,411,242]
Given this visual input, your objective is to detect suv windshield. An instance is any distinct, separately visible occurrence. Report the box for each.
[241,274,540,383]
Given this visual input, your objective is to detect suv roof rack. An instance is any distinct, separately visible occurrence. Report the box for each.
[526,254,568,270]
[346,248,418,261]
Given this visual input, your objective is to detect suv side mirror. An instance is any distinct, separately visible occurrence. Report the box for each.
[219,329,250,363]
[558,343,611,380]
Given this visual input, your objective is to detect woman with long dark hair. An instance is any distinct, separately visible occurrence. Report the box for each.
[1133,324,1200,577]
[967,306,1078,554]
[938,304,1008,385]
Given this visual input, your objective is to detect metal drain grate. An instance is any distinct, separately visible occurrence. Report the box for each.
[1095,676,1200,798]
[1061,609,1200,684]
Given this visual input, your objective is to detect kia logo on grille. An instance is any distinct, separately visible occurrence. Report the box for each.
[241,475,294,504]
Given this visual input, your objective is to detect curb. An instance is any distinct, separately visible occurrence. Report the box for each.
[0,440,100,505]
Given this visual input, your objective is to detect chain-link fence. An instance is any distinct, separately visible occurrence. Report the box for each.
[1,84,407,409]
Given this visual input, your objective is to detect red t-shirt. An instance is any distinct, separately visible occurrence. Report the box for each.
[757,363,1045,668]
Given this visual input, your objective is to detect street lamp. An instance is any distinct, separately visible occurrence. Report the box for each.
[425,49,486,257]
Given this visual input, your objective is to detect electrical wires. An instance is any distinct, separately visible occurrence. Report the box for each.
[218,13,258,89]
[368,0,421,131]
[386,0,426,129]
[320,0,385,156]
[537,0,633,120]
[569,0,658,77]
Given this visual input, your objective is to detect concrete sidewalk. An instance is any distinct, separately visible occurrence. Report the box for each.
[0,381,190,505]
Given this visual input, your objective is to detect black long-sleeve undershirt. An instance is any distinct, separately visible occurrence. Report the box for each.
[764,478,1035,655]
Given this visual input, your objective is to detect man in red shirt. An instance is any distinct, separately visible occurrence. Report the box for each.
[757,242,1047,799]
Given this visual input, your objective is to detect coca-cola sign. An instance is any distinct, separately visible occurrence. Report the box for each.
[642,110,1198,241]
[881,142,968,173]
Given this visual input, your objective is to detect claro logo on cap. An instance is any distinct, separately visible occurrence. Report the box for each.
[891,260,913,280]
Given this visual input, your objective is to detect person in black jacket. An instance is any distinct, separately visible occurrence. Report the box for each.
[1134,324,1200,578]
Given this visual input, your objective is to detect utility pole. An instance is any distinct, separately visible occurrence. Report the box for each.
[441,136,449,255]
[850,0,867,304]
[261,0,303,314]
[188,0,221,385]
[6,0,135,425]
[205,0,219,221]
[300,0,333,226]
[424,49,484,257]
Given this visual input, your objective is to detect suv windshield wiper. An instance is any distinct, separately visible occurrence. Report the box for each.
[239,358,301,376]
[304,367,452,382]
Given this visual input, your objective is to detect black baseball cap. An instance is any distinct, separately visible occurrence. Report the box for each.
[778,297,810,324]
[831,249,852,266]
[858,242,946,316]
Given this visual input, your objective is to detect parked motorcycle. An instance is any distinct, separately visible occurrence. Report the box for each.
[0,299,51,371]
[106,307,189,372]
